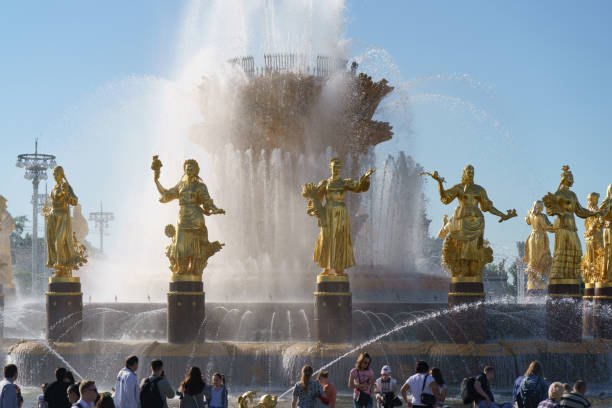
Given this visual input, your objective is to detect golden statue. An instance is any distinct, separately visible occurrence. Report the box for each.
[0,196,16,292]
[599,184,612,282]
[422,165,516,278]
[152,156,225,278]
[45,166,87,278]
[71,203,89,244]
[581,192,604,284]
[523,200,553,291]
[302,158,374,276]
[542,165,596,280]
[238,391,278,408]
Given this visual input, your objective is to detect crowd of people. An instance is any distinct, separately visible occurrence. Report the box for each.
[0,356,228,408]
[0,355,597,408]
[289,353,594,408]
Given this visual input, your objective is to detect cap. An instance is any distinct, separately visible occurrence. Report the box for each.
[381,365,391,375]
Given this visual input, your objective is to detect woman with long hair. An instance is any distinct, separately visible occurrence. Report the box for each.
[95,393,115,408]
[207,372,228,408]
[518,361,548,408]
[292,365,328,408]
[430,367,446,407]
[349,353,375,408]
[179,367,206,408]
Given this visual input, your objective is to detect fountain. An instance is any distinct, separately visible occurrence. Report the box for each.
[5,2,612,402]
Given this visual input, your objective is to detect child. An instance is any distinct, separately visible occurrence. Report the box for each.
[374,366,400,408]
[38,383,48,408]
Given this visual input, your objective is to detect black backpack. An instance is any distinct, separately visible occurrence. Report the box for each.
[460,377,477,404]
[519,376,542,408]
[140,376,163,408]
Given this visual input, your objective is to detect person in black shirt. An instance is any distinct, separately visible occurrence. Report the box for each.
[44,368,72,408]
[473,366,511,408]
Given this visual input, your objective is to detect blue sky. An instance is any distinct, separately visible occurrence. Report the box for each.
[1,1,611,262]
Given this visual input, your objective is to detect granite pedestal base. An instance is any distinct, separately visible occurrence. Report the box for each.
[593,282,612,339]
[313,275,351,343]
[546,279,582,342]
[582,283,595,338]
[0,284,4,338]
[447,277,486,343]
[46,278,83,342]
[167,277,205,344]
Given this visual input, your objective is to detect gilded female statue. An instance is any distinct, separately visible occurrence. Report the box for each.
[581,192,604,284]
[599,184,612,282]
[542,166,596,280]
[46,166,85,276]
[302,158,374,276]
[523,200,553,290]
[152,156,225,278]
[0,196,16,291]
[423,165,516,278]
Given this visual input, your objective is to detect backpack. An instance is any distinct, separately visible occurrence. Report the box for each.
[519,376,542,408]
[460,377,477,404]
[140,376,164,408]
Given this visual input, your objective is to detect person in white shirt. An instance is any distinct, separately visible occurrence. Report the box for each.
[114,356,139,408]
[73,381,97,408]
[400,361,440,408]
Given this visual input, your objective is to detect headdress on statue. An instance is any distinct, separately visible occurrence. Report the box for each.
[461,164,474,184]
[0,195,6,203]
[182,159,202,183]
[329,157,342,168]
[558,164,574,189]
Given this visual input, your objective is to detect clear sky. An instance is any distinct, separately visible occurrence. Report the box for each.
[1,0,611,263]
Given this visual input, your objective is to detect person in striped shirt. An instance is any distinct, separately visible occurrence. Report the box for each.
[560,381,590,408]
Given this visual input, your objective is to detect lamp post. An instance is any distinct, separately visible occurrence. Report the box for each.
[89,202,114,253]
[16,140,56,295]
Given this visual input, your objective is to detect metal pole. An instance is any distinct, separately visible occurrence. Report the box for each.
[32,177,39,295]
[99,202,104,252]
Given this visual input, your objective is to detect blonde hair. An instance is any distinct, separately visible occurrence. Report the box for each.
[549,382,564,401]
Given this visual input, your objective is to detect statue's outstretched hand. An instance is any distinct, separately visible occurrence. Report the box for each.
[364,168,375,178]
[498,209,517,223]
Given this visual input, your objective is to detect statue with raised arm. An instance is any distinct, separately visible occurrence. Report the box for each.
[523,200,553,291]
[302,158,374,276]
[599,184,612,283]
[542,166,597,280]
[0,196,16,293]
[152,156,225,279]
[45,166,87,277]
[422,165,516,278]
[581,192,604,284]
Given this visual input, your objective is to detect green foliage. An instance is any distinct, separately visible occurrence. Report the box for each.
[10,215,31,248]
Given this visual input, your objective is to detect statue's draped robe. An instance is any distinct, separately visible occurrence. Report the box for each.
[159,178,215,275]
[46,183,79,269]
[0,209,15,288]
[439,183,493,277]
[547,189,592,279]
[524,213,552,280]
[600,196,612,282]
[581,208,603,283]
[310,176,370,270]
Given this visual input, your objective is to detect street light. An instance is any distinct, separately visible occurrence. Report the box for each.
[16,140,56,296]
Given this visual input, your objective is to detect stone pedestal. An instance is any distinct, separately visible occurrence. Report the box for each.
[167,276,205,344]
[314,274,351,343]
[447,276,486,343]
[582,283,595,338]
[46,277,83,342]
[593,282,612,339]
[546,278,582,342]
[527,280,547,298]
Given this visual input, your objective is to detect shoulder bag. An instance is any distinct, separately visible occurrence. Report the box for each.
[420,374,436,406]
